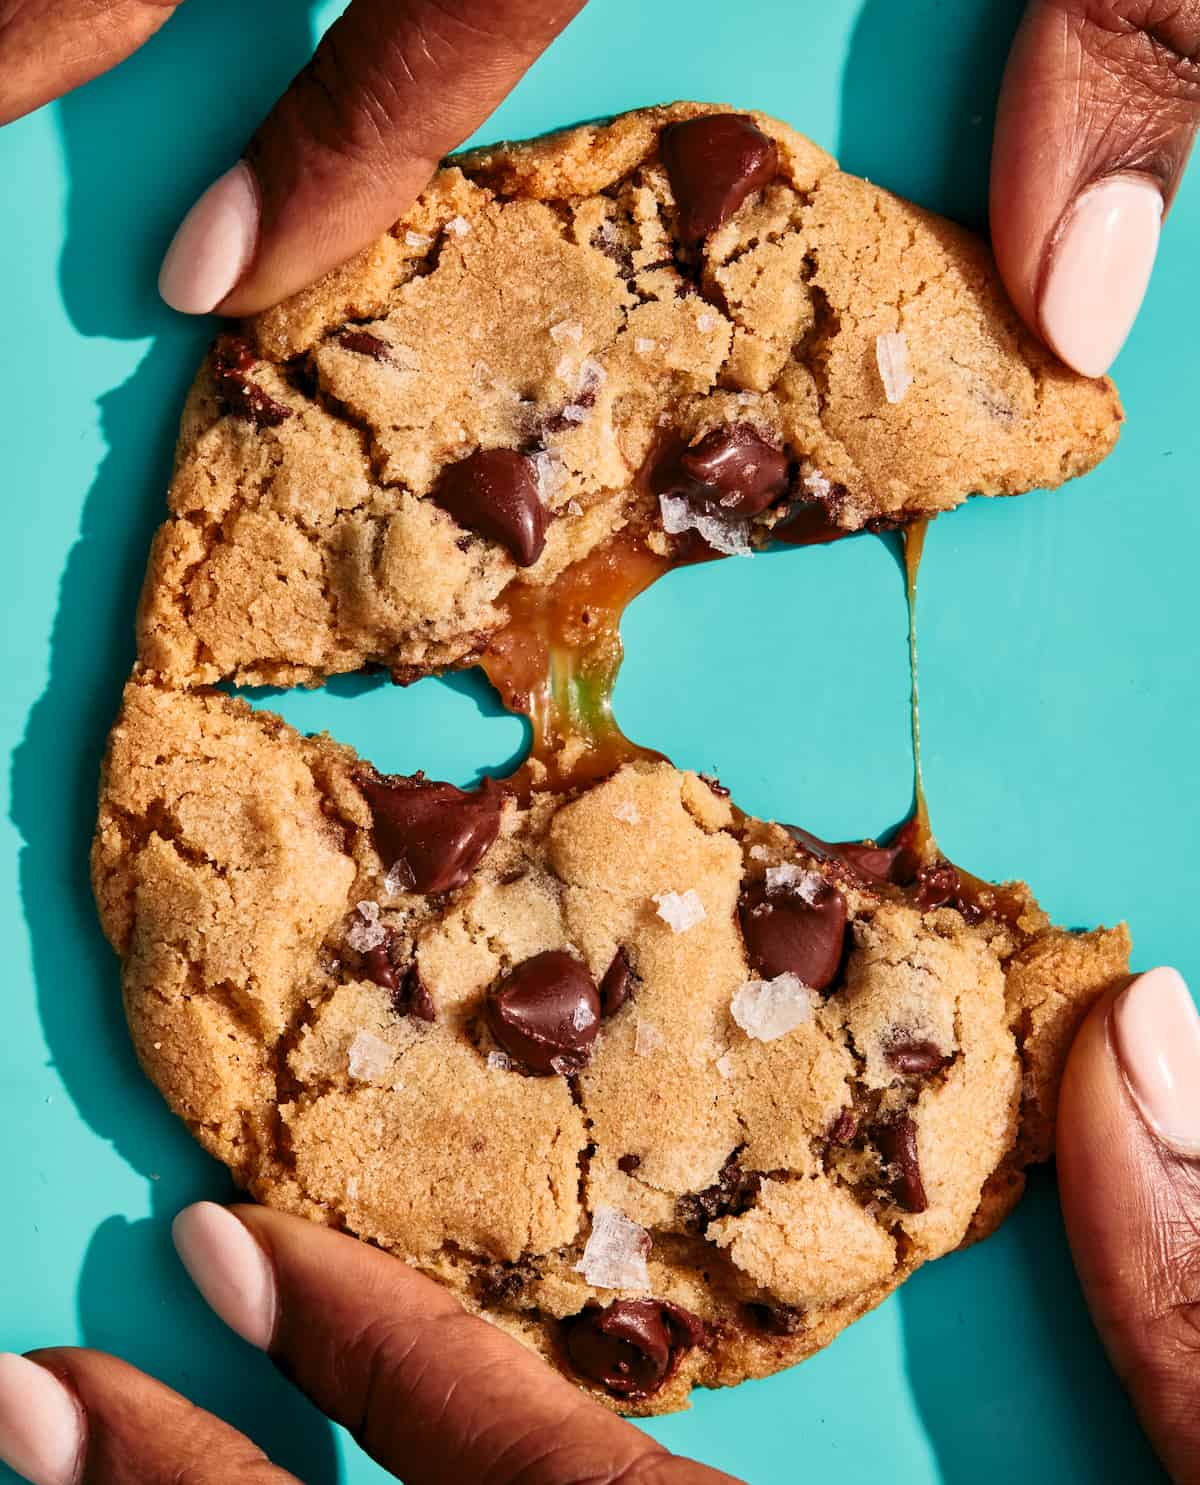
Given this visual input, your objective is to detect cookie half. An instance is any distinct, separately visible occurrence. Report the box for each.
[92,677,1129,1413]
[136,102,1121,690]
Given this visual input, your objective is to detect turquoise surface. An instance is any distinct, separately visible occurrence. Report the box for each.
[1,0,1192,1480]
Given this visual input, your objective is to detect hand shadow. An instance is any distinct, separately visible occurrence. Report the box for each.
[9,2,344,1478]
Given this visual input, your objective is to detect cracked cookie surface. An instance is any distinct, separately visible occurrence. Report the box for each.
[92,678,1130,1413]
[136,102,1122,690]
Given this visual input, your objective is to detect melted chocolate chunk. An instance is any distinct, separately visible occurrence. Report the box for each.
[828,1108,859,1145]
[677,1153,763,1231]
[679,424,789,516]
[212,336,292,428]
[392,963,435,1022]
[362,939,398,992]
[912,861,961,912]
[598,948,634,1017]
[476,1259,538,1308]
[564,1299,707,1399]
[432,448,547,567]
[339,330,392,361]
[873,1115,928,1213]
[745,1302,805,1337]
[486,949,601,1075]
[660,114,780,243]
[617,1153,642,1175]
[699,773,730,797]
[357,773,502,895]
[783,824,908,886]
[884,1038,946,1076]
[738,879,848,991]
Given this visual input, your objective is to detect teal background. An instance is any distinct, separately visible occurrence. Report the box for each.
[0,0,1192,1479]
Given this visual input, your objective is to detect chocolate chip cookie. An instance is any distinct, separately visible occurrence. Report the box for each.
[136,102,1122,690]
[92,679,1130,1413]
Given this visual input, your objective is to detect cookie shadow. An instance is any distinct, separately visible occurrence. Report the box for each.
[9,2,342,1479]
[896,1168,1165,1483]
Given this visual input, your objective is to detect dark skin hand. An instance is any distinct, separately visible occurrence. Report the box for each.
[1,3,1200,1481]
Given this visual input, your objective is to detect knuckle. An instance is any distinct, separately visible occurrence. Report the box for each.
[1052,0,1200,99]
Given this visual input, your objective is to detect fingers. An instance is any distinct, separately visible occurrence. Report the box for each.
[990,0,1200,376]
[158,0,586,316]
[1058,967,1200,1484]
[0,0,180,126]
[173,1202,738,1485]
[0,1347,299,1485]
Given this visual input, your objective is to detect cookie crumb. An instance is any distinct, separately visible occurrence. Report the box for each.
[575,1206,652,1291]
[652,888,706,932]
[875,332,913,404]
[731,973,819,1041]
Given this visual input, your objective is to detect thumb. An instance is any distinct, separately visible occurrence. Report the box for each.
[158,0,586,317]
[990,0,1200,377]
[1058,967,1200,1484]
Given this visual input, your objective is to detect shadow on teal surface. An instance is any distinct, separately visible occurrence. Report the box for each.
[897,1170,1165,1482]
[7,0,343,1477]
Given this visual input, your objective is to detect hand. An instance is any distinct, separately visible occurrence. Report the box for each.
[0,1201,742,1485]
[0,0,586,314]
[1058,966,1200,1483]
[990,0,1200,376]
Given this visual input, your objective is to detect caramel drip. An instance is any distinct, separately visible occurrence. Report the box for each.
[481,530,669,795]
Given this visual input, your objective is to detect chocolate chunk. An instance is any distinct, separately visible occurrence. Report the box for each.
[884,1038,946,1076]
[599,948,634,1017]
[677,1153,762,1231]
[873,1115,928,1213]
[476,1259,538,1308]
[660,114,780,243]
[362,940,398,992]
[745,1302,805,1337]
[912,861,961,912]
[828,1108,859,1145]
[212,336,292,428]
[432,448,547,566]
[358,773,502,895]
[564,1299,707,1399]
[392,963,435,1023]
[485,949,601,1076]
[679,424,789,517]
[618,1153,642,1175]
[699,773,730,798]
[738,879,847,991]
[339,330,392,361]
[783,824,907,886]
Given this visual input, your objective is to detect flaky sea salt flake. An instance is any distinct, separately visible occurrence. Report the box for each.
[487,1050,514,1072]
[346,901,388,952]
[765,864,825,904]
[549,319,584,346]
[659,494,752,558]
[404,230,433,250]
[575,1207,652,1291]
[731,973,819,1042]
[634,337,656,354]
[445,215,471,237]
[696,311,720,333]
[653,888,706,933]
[348,1030,394,1083]
[634,1020,666,1057]
[716,1053,734,1080]
[384,862,413,897]
[875,332,913,404]
[613,800,641,824]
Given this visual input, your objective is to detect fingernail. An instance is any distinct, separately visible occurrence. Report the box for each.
[158,161,259,315]
[1038,173,1162,378]
[172,1203,277,1350]
[1112,967,1200,1158]
[0,1355,83,1485]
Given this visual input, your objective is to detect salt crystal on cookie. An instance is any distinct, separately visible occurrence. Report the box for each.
[765,863,824,903]
[731,973,819,1041]
[575,1207,652,1291]
[445,215,471,237]
[613,800,641,824]
[550,319,584,346]
[634,1020,666,1056]
[653,888,706,932]
[659,494,752,558]
[487,1050,514,1072]
[875,332,913,404]
[347,1029,394,1083]
[346,901,388,952]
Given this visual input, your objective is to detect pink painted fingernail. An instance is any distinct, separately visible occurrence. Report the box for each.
[0,1354,84,1485]
[1112,967,1200,1159]
[172,1203,277,1350]
[1038,173,1162,378]
[158,162,259,315]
